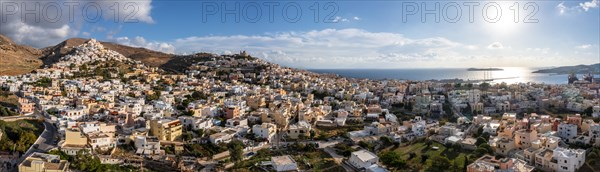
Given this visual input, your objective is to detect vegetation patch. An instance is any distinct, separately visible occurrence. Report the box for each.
[0,119,44,153]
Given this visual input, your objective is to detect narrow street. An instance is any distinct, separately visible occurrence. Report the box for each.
[12,109,58,170]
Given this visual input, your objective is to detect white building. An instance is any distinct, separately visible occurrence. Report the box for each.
[134,136,163,155]
[592,106,600,118]
[482,122,500,135]
[178,116,213,131]
[557,123,578,142]
[589,123,600,145]
[87,132,114,150]
[79,122,101,134]
[252,123,277,142]
[61,107,86,120]
[209,129,237,144]
[553,147,585,172]
[348,150,379,169]
[412,120,426,136]
[271,155,298,172]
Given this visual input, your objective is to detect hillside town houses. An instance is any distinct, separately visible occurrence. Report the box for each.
[1,39,600,171]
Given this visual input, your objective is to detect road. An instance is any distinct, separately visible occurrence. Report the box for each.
[322,144,355,172]
[11,110,58,171]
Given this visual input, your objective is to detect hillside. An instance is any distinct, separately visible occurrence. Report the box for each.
[1,36,253,75]
[533,63,600,74]
[40,38,173,67]
[0,34,43,75]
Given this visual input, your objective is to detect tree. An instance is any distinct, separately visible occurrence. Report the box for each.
[474,147,488,157]
[478,143,493,154]
[583,107,594,116]
[475,137,487,146]
[408,152,417,160]
[359,141,374,151]
[425,140,433,148]
[455,83,462,89]
[421,154,429,163]
[463,156,469,172]
[453,158,462,172]
[452,143,463,152]
[588,151,598,160]
[480,82,491,90]
[427,155,451,172]
[380,151,406,168]
[182,110,195,116]
[48,150,71,161]
[379,136,394,147]
[405,101,414,111]
[227,140,244,162]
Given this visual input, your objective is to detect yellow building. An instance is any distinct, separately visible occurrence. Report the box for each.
[261,109,290,128]
[64,128,88,146]
[150,118,183,141]
[285,121,311,139]
[19,152,69,172]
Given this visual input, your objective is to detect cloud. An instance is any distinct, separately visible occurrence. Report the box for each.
[581,0,599,11]
[557,0,598,15]
[576,44,592,49]
[95,0,154,23]
[487,42,505,50]
[111,36,175,53]
[162,28,562,68]
[332,16,361,23]
[557,2,569,14]
[332,16,349,22]
[104,28,595,68]
[0,0,155,48]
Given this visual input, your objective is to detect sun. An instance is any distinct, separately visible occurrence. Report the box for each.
[482,1,523,36]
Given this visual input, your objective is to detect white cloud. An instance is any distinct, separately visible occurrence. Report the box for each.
[576,44,592,49]
[111,36,175,53]
[0,0,154,47]
[557,0,598,15]
[557,2,569,14]
[96,0,154,23]
[581,0,599,11]
[487,42,505,50]
[161,28,569,68]
[2,24,585,68]
[332,16,360,23]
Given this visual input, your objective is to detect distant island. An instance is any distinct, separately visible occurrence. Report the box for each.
[532,63,600,74]
[467,68,504,71]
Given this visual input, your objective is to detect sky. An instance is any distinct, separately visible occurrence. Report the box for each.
[0,0,599,69]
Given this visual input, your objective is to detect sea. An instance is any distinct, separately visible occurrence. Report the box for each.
[309,67,588,85]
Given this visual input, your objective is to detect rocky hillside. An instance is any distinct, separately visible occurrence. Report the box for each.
[533,63,600,74]
[0,34,43,75]
[0,36,251,76]
[41,38,173,67]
